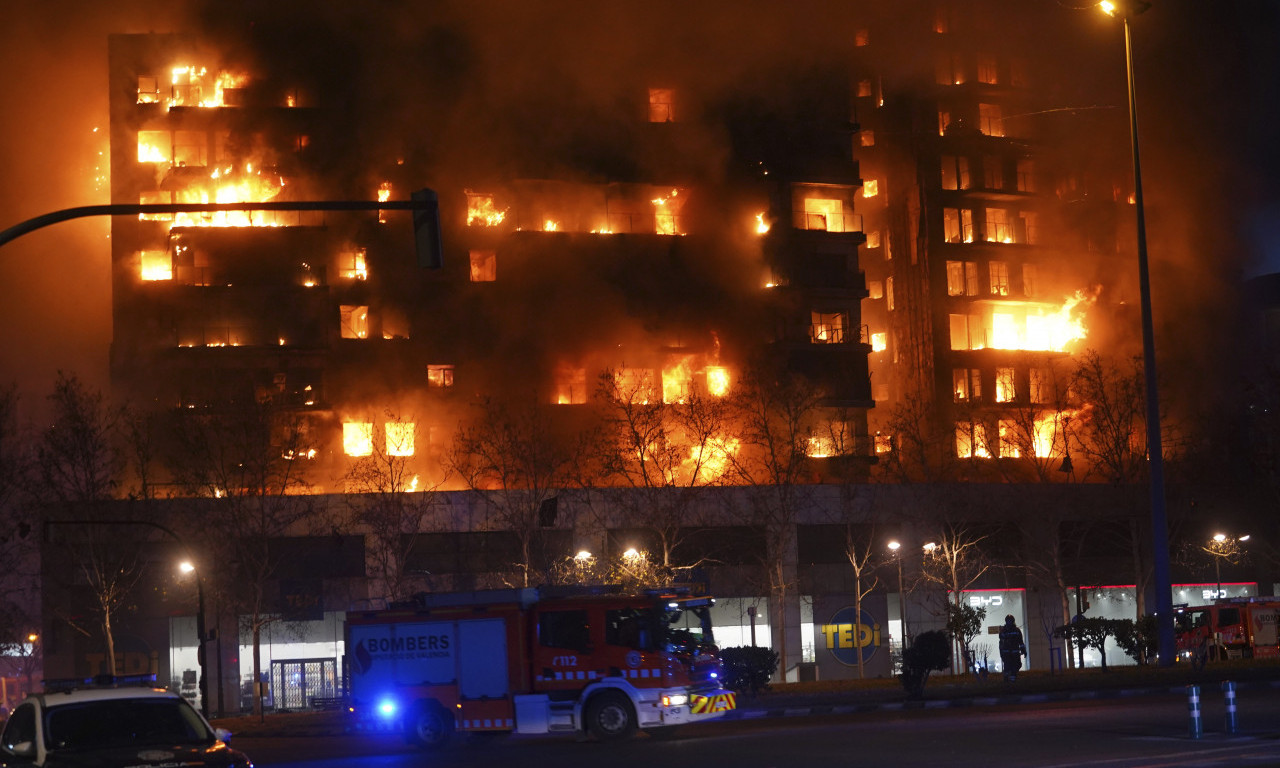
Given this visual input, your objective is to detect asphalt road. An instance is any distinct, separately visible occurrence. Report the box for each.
[233,688,1280,768]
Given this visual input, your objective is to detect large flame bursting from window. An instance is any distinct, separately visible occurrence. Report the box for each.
[138,67,249,109]
[991,289,1096,352]
[466,191,507,227]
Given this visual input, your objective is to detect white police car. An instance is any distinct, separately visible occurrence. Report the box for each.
[0,677,252,768]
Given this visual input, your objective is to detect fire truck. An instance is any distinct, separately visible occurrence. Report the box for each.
[344,585,737,747]
[1174,597,1280,662]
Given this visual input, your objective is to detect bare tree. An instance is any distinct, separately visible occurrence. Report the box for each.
[723,365,826,682]
[592,368,730,569]
[343,410,447,605]
[35,373,141,677]
[917,520,994,673]
[449,397,587,587]
[165,402,316,716]
[842,518,882,680]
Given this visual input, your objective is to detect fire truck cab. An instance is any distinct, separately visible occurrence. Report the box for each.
[345,585,736,747]
[1174,598,1280,662]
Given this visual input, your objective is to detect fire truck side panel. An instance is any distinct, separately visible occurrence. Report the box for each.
[458,618,508,698]
[1250,607,1279,657]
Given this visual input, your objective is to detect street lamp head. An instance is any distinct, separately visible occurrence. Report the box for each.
[887,540,901,552]
[1213,533,1227,543]
[1239,535,1251,542]
[575,550,592,561]
[179,561,196,574]
[1099,0,1151,17]
[923,542,937,554]
[26,633,37,644]
[622,547,641,560]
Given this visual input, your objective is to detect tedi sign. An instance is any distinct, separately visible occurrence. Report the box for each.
[813,593,890,679]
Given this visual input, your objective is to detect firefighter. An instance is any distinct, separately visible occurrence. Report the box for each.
[999,614,1027,682]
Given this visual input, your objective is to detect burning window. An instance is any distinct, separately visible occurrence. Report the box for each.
[944,208,973,243]
[886,277,894,310]
[989,261,1010,296]
[865,230,881,249]
[998,420,1020,457]
[340,248,368,280]
[936,52,965,85]
[386,422,415,457]
[949,313,985,351]
[875,433,893,454]
[946,261,978,296]
[868,281,883,300]
[339,305,369,339]
[651,189,684,235]
[754,213,770,235]
[978,103,1005,137]
[557,366,589,405]
[138,131,171,163]
[855,28,869,46]
[137,75,161,104]
[705,366,730,397]
[793,184,856,233]
[377,182,392,224]
[953,368,981,402]
[613,368,655,404]
[139,250,172,281]
[382,308,410,340]
[166,67,248,109]
[810,311,847,344]
[662,358,694,404]
[978,54,999,85]
[983,156,1004,190]
[343,422,374,457]
[648,88,675,122]
[862,180,880,198]
[941,156,970,190]
[956,422,990,459]
[856,79,873,98]
[871,332,887,352]
[984,208,1012,243]
[938,109,951,136]
[428,364,455,388]
[466,190,507,227]
[860,130,875,147]
[1030,368,1050,404]
[933,7,950,33]
[469,250,497,282]
[173,131,207,167]
[1017,159,1036,192]
[995,368,1016,402]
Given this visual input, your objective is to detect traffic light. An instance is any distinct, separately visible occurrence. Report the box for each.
[412,188,443,269]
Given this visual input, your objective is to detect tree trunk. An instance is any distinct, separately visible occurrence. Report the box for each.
[253,624,263,719]
[103,609,117,677]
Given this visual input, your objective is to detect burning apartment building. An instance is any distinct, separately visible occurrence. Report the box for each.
[35,1,1255,708]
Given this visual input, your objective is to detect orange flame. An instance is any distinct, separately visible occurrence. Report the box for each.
[466,191,507,227]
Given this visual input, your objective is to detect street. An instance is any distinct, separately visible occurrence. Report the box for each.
[233,688,1280,767]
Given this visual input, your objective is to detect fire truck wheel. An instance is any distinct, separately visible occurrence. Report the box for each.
[407,701,454,748]
[585,691,637,741]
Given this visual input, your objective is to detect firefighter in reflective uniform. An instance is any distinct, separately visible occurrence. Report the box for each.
[999,614,1027,682]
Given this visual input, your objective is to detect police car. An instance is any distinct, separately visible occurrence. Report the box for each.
[0,676,252,768]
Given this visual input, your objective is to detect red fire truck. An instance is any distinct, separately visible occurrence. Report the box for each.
[1174,597,1280,662]
[345,585,737,747]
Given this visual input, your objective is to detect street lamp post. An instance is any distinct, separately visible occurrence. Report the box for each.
[1100,0,1174,667]
[887,541,907,645]
[1205,533,1249,600]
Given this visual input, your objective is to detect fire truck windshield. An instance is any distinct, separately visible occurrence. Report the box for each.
[662,604,715,654]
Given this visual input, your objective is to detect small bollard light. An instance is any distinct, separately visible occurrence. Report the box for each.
[1187,684,1203,739]
[1222,680,1238,735]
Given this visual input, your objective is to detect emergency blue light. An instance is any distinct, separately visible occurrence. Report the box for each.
[378,700,397,717]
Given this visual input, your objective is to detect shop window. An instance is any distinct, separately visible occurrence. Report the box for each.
[941,156,970,191]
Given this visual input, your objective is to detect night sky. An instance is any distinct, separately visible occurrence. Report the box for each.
[0,0,1276,424]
